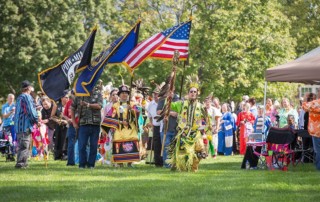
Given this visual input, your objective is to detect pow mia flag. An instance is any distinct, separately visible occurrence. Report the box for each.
[38,26,97,101]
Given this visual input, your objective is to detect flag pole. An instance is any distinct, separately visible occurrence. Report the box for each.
[179,60,187,99]
[178,11,193,99]
[161,50,180,157]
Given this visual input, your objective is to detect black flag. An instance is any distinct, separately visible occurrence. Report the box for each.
[38,26,97,100]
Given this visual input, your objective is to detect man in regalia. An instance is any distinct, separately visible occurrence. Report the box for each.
[167,75,211,172]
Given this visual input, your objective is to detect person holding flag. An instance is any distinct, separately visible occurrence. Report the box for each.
[71,85,103,169]
[164,75,211,172]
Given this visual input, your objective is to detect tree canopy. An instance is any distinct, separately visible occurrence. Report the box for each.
[0,0,318,104]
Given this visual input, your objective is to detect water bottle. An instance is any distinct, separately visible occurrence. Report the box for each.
[245,160,250,170]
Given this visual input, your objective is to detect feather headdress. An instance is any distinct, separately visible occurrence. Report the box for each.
[186,74,200,90]
[132,78,150,98]
[157,76,172,98]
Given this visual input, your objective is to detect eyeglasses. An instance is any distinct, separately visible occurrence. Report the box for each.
[189,91,197,94]
[111,94,117,96]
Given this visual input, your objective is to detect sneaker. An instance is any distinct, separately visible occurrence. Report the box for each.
[61,155,68,161]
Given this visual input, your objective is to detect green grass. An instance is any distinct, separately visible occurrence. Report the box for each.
[0,155,319,202]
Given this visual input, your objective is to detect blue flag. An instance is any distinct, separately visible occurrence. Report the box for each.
[38,27,97,101]
[74,21,140,96]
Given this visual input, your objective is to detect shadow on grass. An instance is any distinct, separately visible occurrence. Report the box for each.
[1,155,320,201]
[1,176,320,202]
[0,155,317,176]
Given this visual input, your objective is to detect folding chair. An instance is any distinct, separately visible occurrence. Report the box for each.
[294,129,315,164]
[265,127,297,170]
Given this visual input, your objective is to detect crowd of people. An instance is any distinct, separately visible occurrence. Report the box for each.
[1,78,320,172]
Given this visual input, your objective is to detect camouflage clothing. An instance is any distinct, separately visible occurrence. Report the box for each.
[71,89,103,126]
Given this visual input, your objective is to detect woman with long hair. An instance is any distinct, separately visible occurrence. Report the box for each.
[236,103,255,155]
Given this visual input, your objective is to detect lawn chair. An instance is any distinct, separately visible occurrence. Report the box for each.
[294,129,315,164]
[265,127,297,170]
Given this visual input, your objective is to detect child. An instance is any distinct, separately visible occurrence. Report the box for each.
[253,105,272,135]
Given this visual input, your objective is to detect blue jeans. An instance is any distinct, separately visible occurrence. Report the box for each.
[160,131,176,167]
[67,125,76,165]
[78,125,100,168]
[312,136,320,170]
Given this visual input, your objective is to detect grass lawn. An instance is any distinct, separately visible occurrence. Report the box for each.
[0,155,319,202]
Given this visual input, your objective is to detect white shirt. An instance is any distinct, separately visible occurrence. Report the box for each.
[207,106,222,126]
[147,100,161,126]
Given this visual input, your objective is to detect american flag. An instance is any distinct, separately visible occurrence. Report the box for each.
[123,20,191,71]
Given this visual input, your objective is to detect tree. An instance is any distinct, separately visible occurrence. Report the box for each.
[1,0,317,106]
[0,0,110,97]
[187,0,296,102]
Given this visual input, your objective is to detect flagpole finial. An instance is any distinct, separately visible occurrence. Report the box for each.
[190,4,197,20]
[93,24,98,31]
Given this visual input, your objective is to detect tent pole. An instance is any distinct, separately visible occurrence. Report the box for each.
[262,81,267,141]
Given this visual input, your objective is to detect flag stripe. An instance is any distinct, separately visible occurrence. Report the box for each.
[156,46,189,53]
[161,43,189,49]
[164,41,189,47]
[125,33,163,65]
[152,50,189,56]
[123,20,192,70]
[165,39,189,43]
[151,53,188,59]
[127,34,165,67]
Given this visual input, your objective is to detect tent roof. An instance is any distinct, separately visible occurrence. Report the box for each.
[265,47,320,84]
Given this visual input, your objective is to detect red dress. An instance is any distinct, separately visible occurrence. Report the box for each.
[236,111,256,155]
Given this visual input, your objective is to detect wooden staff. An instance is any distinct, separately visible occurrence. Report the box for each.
[161,50,180,157]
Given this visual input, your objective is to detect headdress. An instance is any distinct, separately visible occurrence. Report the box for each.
[132,78,150,98]
[150,80,165,94]
[186,74,200,90]
[157,76,172,98]
[118,84,130,95]
[102,82,113,98]
[117,77,130,96]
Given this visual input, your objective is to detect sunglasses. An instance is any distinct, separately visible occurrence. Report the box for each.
[189,90,197,93]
